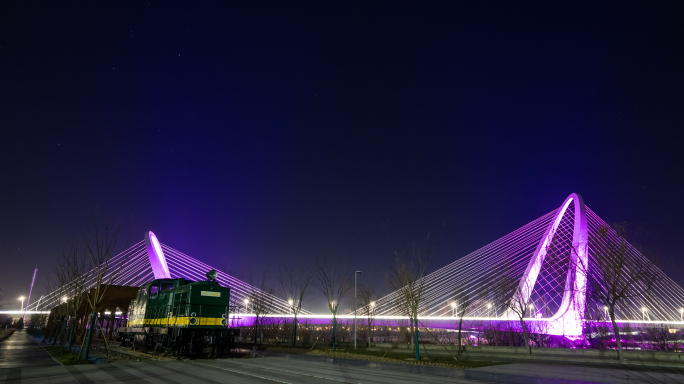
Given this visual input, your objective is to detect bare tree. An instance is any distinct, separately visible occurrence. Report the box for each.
[499,271,534,355]
[314,258,351,351]
[56,238,89,352]
[246,273,274,345]
[81,218,127,360]
[388,253,428,361]
[575,223,658,361]
[278,265,312,347]
[452,288,472,356]
[357,284,377,348]
[384,222,441,361]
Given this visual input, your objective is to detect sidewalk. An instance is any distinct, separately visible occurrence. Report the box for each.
[0,329,60,369]
[467,362,684,384]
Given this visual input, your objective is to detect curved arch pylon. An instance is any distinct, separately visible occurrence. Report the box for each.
[506,193,588,336]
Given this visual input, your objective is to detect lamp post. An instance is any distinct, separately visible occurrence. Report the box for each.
[451,302,456,317]
[18,296,25,312]
[642,307,647,321]
[288,299,294,315]
[244,298,250,314]
[354,270,362,349]
[680,308,683,322]
[528,303,534,318]
[487,303,492,317]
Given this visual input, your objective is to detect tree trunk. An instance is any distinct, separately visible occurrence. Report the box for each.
[67,318,76,351]
[108,307,116,340]
[81,312,96,360]
[368,320,371,348]
[332,317,337,351]
[457,317,463,356]
[413,317,420,361]
[292,316,297,348]
[252,315,259,345]
[609,308,624,362]
[519,317,532,355]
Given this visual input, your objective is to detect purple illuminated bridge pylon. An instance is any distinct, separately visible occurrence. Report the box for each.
[30,193,684,336]
[362,193,684,336]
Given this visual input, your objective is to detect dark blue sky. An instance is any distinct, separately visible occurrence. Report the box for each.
[1,2,683,310]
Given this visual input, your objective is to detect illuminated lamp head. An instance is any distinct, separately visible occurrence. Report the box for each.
[145,231,172,279]
[206,269,218,281]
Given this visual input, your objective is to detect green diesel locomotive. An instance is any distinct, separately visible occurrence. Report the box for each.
[118,270,239,356]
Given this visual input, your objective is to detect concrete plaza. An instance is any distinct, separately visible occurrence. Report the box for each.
[2,330,684,383]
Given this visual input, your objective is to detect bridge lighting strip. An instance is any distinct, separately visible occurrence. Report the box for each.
[0,311,51,315]
[233,313,684,326]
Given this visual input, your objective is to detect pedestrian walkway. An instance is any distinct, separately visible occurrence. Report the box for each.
[0,329,59,369]
[467,362,684,384]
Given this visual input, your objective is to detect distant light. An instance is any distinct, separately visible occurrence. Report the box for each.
[244,299,249,304]
[288,299,294,305]
[451,303,456,308]
[529,304,534,308]
[370,301,375,307]
[642,307,647,312]
[62,296,68,302]
[487,303,492,309]
[18,296,25,301]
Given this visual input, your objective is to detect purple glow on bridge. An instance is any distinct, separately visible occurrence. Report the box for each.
[145,231,171,279]
[32,193,684,341]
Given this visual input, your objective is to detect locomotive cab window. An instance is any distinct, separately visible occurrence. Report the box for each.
[150,285,159,298]
[161,282,174,292]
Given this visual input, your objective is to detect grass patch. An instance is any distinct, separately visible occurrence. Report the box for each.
[0,329,15,342]
[263,345,505,369]
[44,347,91,365]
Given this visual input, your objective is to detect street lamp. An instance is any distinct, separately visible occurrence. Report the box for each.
[18,296,25,312]
[354,270,362,349]
[62,296,68,303]
[487,303,492,317]
[642,307,647,321]
[451,302,456,317]
[244,298,250,314]
[288,299,294,315]
[680,308,683,322]
[528,303,534,318]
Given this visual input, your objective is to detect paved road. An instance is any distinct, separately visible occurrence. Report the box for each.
[2,354,684,383]
[470,362,684,384]
[2,332,684,383]
[0,357,483,383]
[0,329,59,369]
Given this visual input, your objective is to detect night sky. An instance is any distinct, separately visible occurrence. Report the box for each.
[1,2,683,312]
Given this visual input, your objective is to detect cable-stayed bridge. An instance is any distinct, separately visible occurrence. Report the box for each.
[26,193,684,336]
[27,237,306,315]
[365,193,684,335]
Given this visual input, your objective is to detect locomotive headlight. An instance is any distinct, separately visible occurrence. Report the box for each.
[221,318,227,326]
[189,317,198,325]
